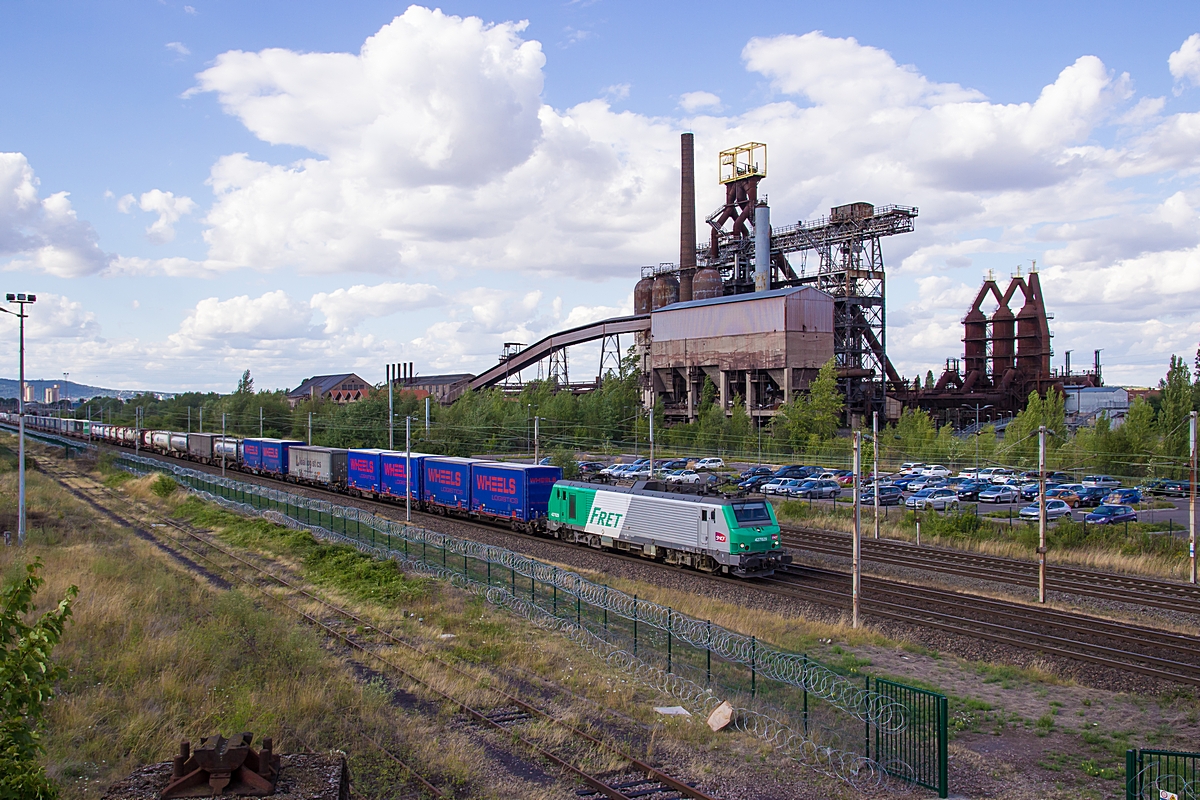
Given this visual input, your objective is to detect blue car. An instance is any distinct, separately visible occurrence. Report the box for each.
[891,476,917,491]
[1103,488,1142,506]
[1084,505,1137,524]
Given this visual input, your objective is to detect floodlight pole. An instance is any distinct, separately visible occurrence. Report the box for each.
[387,363,394,450]
[405,415,412,523]
[259,406,263,438]
[534,416,540,463]
[1038,425,1047,603]
[649,411,654,477]
[852,430,862,629]
[222,413,227,477]
[1190,410,1197,585]
[872,411,880,540]
[3,293,36,545]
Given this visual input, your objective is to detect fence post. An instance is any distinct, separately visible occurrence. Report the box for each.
[667,607,673,674]
[938,694,949,798]
[864,675,871,759]
[487,559,491,587]
[706,620,712,685]
[511,565,515,596]
[751,636,756,697]
[802,655,809,734]
[633,594,638,657]
[603,586,608,632]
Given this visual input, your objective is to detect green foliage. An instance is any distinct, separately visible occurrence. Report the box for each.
[1159,354,1193,476]
[150,474,178,498]
[1,560,77,800]
[771,358,844,453]
[549,448,580,479]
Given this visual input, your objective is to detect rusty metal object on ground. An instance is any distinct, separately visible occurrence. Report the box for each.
[160,733,280,798]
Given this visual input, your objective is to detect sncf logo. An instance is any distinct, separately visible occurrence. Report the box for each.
[476,475,516,494]
[588,507,624,529]
[715,531,727,543]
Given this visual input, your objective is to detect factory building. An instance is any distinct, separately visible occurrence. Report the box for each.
[647,287,833,421]
[287,373,371,408]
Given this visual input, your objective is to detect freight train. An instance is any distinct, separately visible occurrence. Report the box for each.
[2,413,792,577]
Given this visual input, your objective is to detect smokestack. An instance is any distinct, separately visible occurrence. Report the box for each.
[679,133,696,301]
[754,201,771,292]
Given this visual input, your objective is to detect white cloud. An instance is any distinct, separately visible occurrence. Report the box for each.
[1169,34,1200,91]
[183,5,196,14]
[310,281,445,333]
[118,189,197,243]
[173,291,316,346]
[165,41,190,56]
[0,153,111,277]
[679,91,721,112]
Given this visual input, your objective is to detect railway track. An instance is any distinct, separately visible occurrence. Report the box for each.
[759,564,1200,687]
[40,440,1200,688]
[782,526,1200,616]
[43,461,720,800]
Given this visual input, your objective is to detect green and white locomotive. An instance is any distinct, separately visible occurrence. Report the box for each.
[547,481,792,577]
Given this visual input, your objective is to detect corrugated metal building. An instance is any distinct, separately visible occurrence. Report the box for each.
[648,286,834,421]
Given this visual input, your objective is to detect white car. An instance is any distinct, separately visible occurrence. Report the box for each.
[958,468,982,479]
[899,462,926,475]
[1082,475,1121,489]
[989,468,1016,484]
[694,457,725,471]
[921,465,951,478]
[668,469,702,485]
[759,478,790,495]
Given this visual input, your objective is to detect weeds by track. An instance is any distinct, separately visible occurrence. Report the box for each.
[782,526,1200,615]
[43,459,719,800]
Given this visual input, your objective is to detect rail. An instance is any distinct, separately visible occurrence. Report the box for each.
[111,450,949,796]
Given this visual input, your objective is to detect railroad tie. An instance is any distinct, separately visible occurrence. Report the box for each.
[481,707,532,727]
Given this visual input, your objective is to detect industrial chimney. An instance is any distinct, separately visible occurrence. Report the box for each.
[679,133,697,302]
[754,201,771,292]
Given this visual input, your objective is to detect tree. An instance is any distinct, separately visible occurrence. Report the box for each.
[236,369,254,395]
[924,370,935,390]
[1159,354,1193,475]
[771,358,843,452]
[1,560,77,800]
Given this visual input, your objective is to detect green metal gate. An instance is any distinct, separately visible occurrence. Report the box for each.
[871,678,948,797]
[1127,749,1199,800]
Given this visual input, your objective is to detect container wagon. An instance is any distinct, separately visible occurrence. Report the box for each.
[422,457,481,511]
[470,462,561,528]
[381,451,433,503]
[288,446,349,488]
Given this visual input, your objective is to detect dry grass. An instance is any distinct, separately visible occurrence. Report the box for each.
[775,499,1192,581]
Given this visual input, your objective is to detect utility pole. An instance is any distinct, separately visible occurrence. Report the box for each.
[649,410,654,478]
[259,406,263,438]
[1038,425,1047,603]
[187,406,191,433]
[199,406,203,434]
[852,431,862,628]
[405,415,412,523]
[308,411,312,445]
[872,410,880,540]
[534,416,540,463]
[3,293,36,545]
[425,396,430,433]
[387,363,394,450]
[1190,410,1197,585]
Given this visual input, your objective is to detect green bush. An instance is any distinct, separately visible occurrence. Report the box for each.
[150,474,179,498]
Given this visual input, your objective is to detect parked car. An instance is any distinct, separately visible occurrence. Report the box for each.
[989,469,1016,484]
[898,462,927,475]
[769,479,807,496]
[1018,499,1074,521]
[958,468,982,479]
[790,479,840,500]
[660,458,689,470]
[739,465,774,480]
[1044,488,1081,507]
[1139,479,1170,496]
[835,472,857,487]
[1084,505,1137,524]
[738,474,774,491]
[760,478,797,495]
[1104,488,1142,506]
[772,465,810,480]
[890,476,918,491]
[978,484,1020,503]
[908,487,960,511]
[921,465,952,478]
[1082,475,1122,489]
[974,467,1003,482]
[1019,481,1058,500]
[577,461,606,475]
[668,469,703,485]
[1048,472,1074,484]
[955,480,991,500]
[1162,480,1193,497]
[694,457,725,471]
[1072,487,1106,507]
[861,485,904,506]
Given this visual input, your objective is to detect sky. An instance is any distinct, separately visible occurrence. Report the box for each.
[3,1,1200,393]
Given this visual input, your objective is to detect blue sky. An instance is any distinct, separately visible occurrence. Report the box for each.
[2,1,1200,392]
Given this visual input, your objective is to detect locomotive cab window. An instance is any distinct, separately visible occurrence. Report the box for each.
[569,494,576,519]
[730,501,771,524]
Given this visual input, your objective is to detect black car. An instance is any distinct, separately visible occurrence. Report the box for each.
[577,461,606,475]
[1162,480,1193,497]
[660,459,689,470]
[955,480,990,501]
[1075,486,1108,507]
[740,465,774,480]
[738,474,774,491]
[773,465,810,479]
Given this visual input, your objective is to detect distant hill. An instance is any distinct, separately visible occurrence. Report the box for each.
[0,378,173,402]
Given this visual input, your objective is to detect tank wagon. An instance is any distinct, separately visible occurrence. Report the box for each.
[548,481,790,577]
[2,413,795,577]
